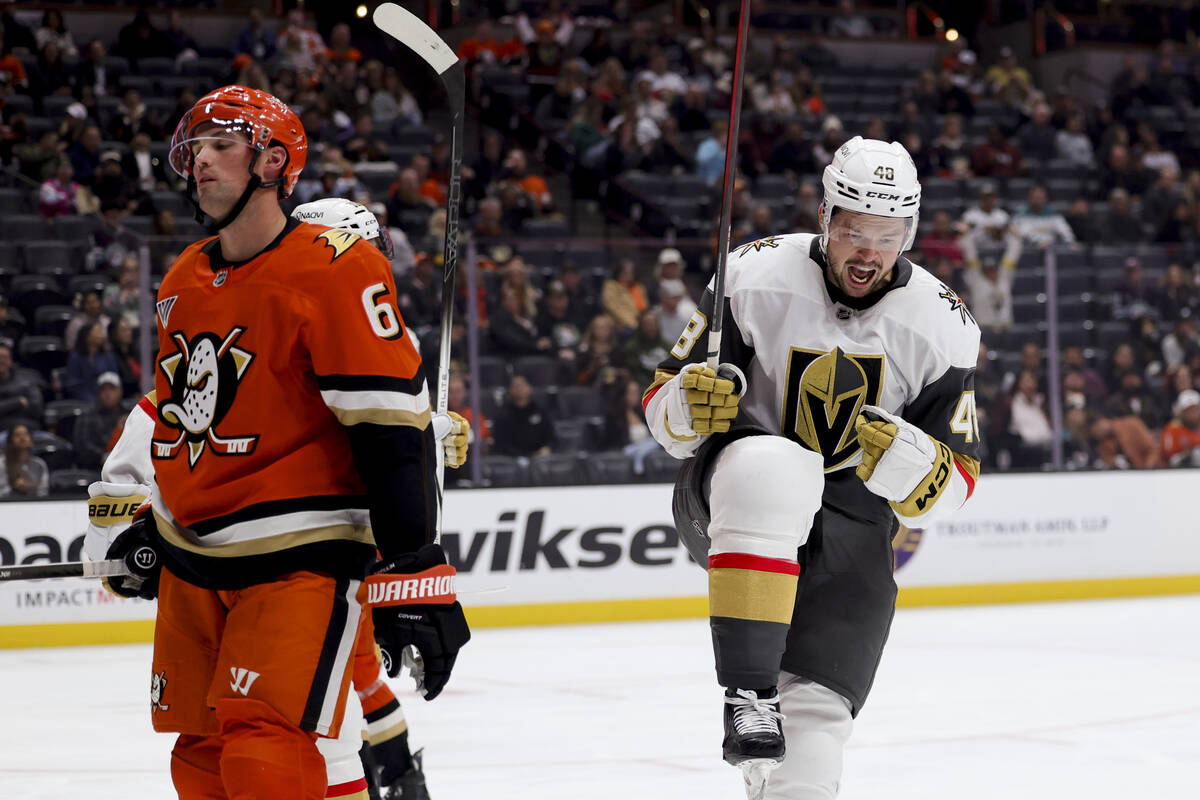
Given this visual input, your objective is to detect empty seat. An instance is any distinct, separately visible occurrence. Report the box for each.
[477,356,509,387]
[644,449,682,483]
[23,241,76,278]
[520,218,569,238]
[584,452,635,484]
[68,274,109,298]
[34,305,76,337]
[528,453,582,486]
[0,214,52,242]
[17,335,69,377]
[0,187,27,215]
[482,455,529,487]
[551,418,587,453]
[512,355,563,386]
[150,191,192,219]
[43,399,90,440]
[557,385,606,417]
[32,430,74,471]
[54,215,100,244]
[49,468,98,495]
[7,275,67,317]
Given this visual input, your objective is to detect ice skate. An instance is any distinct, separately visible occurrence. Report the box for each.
[723,689,784,799]
[378,748,431,800]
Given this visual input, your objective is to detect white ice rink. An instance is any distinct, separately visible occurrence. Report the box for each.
[2,595,1199,799]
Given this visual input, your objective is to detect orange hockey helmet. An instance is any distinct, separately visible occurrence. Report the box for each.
[169,85,308,198]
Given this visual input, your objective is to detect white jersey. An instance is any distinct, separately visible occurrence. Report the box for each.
[644,233,982,524]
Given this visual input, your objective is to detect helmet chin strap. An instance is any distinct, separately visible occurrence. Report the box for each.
[185,148,283,232]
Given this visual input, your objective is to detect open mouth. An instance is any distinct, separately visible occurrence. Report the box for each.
[846,263,877,288]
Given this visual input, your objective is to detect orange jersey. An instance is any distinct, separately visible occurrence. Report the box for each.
[150,218,431,589]
[1162,421,1200,462]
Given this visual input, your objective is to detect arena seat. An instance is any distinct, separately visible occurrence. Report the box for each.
[32,430,74,471]
[557,385,606,417]
[33,305,76,338]
[43,399,90,441]
[528,453,583,486]
[49,469,98,494]
[23,242,75,279]
[584,452,636,484]
[17,335,69,377]
[482,455,529,487]
[7,275,68,317]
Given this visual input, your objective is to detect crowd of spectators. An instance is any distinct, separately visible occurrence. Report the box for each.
[1,4,1200,494]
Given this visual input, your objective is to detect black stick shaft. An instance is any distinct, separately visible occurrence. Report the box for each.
[0,559,129,582]
[706,0,752,369]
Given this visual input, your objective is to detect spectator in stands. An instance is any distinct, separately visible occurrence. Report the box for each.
[972,123,1025,178]
[36,9,77,59]
[736,205,775,247]
[74,371,124,469]
[1,3,35,55]
[793,181,821,232]
[984,46,1033,108]
[500,256,540,319]
[1097,144,1151,199]
[602,258,649,333]
[457,20,507,65]
[1137,124,1180,175]
[653,278,695,342]
[108,317,140,397]
[73,39,115,98]
[918,210,965,264]
[123,131,169,192]
[116,8,169,67]
[67,124,102,187]
[767,122,815,179]
[672,84,711,135]
[1056,113,1094,168]
[1012,185,1075,248]
[163,10,198,63]
[0,342,42,430]
[15,128,61,182]
[960,228,1021,332]
[1016,102,1058,164]
[1143,166,1187,240]
[325,23,361,64]
[813,115,847,166]
[1163,317,1199,371]
[1002,340,1045,395]
[109,87,148,143]
[560,262,599,330]
[490,284,551,358]
[695,118,727,184]
[492,372,554,457]
[39,157,79,218]
[960,183,1010,248]
[936,68,973,117]
[65,320,118,403]
[34,39,73,99]
[1159,263,1198,320]
[103,257,141,329]
[645,115,693,175]
[394,251,438,335]
[64,291,110,352]
[908,70,940,115]
[1062,406,1095,469]
[445,373,488,481]
[0,296,21,346]
[501,147,553,215]
[576,314,624,386]
[1113,257,1160,320]
[92,150,141,214]
[236,8,276,62]
[1105,370,1164,429]
[616,20,655,73]
[1162,389,1200,466]
[536,280,584,366]
[373,67,422,129]
[386,167,435,239]
[276,8,325,77]
[1008,369,1054,467]
[932,113,969,177]
[1063,345,1108,399]
[1063,196,1102,244]
[0,423,47,498]
[973,343,1002,433]
[602,375,663,474]
[521,17,569,96]
[828,0,874,38]
[1097,187,1146,245]
[623,309,668,388]
[604,117,653,176]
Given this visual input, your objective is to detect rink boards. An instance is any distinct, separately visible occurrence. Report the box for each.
[2,469,1199,648]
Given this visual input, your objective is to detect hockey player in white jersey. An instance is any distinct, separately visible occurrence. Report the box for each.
[84,197,469,800]
[643,137,982,798]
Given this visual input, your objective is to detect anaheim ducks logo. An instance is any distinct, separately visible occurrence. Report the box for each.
[781,346,885,470]
[315,229,361,262]
[152,327,259,468]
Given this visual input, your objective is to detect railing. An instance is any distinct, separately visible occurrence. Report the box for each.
[905,2,945,41]
[1034,4,1076,56]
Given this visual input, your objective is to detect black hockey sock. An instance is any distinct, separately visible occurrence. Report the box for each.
[372,729,414,784]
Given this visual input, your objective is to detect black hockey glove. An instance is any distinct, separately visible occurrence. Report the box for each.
[366,543,471,701]
[102,510,162,601]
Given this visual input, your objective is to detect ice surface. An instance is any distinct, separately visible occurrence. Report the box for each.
[2,595,1198,799]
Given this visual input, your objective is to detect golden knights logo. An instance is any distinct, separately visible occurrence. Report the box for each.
[938,284,975,326]
[735,236,781,258]
[152,327,259,468]
[315,229,361,261]
[782,346,885,470]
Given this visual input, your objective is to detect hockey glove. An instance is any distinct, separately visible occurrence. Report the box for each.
[101,508,163,601]
[366,543,471,700]
[432,410,470,469]
[855,405,954,517]
[671,363,744,436]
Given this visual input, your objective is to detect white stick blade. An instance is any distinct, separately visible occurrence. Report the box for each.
[373,2,458,75]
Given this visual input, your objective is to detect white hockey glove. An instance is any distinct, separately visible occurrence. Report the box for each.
[432,410,470,469]
[84,481,150,563]
[855,405,955,518]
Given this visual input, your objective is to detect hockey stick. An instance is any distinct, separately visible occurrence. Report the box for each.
[705,0,751,373]
[0,558,510,597]
[372,2,466,538]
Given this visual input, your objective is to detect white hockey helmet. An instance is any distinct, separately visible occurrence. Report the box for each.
[291,196,394,259]
[820,136,921,252]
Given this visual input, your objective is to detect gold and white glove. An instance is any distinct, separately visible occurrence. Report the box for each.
[677,363,743,435]
[432,411,470,469]
[855,405,954,518]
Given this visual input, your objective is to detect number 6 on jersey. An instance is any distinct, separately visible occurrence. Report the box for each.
[362,283,404,340]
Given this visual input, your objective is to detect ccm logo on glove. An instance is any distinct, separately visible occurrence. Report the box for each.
[366,564,457,606]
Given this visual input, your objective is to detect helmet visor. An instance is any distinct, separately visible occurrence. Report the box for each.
[168,111,262,179]
[826,210,913,253]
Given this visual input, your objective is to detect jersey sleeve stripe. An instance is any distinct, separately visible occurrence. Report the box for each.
[954,456,977,500]
[316,373,425,394]
[708,552,801,575]
[155,506,374,555]
[137,391,158,415]
[321,383,432,429]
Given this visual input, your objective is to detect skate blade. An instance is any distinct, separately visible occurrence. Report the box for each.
[739,758,780,800]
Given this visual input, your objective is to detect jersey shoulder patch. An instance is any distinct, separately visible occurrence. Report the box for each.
[311,226,362,263]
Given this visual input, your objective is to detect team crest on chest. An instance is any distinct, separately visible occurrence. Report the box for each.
[153,326,259,467]
[782,346,885,470]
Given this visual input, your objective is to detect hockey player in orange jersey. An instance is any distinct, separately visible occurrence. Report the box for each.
[97,85,470,800]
